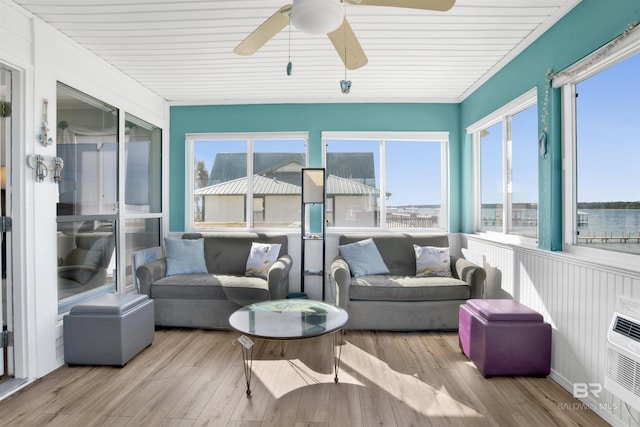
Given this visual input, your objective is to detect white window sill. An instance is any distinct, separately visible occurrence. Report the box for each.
[465,233,640,278]
[469,231,540,249]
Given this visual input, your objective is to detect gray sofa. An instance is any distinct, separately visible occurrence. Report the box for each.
[136,232,292,329]
[331,234,485,331]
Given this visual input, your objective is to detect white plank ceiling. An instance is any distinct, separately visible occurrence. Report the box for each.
[14,0,580,104]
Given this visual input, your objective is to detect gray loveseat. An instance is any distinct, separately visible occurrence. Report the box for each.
[331,234,485,331]
[136,232,292,329]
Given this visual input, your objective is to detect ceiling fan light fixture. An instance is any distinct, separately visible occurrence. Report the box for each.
[291,0,344,34]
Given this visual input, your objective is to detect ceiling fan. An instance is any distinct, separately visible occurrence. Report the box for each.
[234,0,456,70]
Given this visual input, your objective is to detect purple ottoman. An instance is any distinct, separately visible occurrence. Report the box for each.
[459,299,551,377]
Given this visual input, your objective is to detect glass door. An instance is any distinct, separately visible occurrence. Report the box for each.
[0,66,13,382]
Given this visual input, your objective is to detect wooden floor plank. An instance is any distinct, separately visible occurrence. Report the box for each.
[0,329,609,427]
[192,360,247,426]
[329,382,364,427]
[165,332,239,420]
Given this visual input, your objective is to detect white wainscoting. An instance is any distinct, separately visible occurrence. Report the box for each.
[463,234,640,427]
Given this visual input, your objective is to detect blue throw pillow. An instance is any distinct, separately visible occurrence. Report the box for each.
[338,238,390,277]
[164,238,208,276]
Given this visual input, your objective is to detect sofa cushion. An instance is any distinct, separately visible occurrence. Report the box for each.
[414,245,452,277]
[348,275,470,302]
[164,238,208,276]
[151,273,270,305]
[338,238,390,277]
[245,242,282,279]
[339,234,449,276]
[182,233,288,275]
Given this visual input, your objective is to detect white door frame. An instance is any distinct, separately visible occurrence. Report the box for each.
[0,59,33,396]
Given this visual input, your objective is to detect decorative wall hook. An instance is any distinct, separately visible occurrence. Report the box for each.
[37,99,53,146]
[27,154,63,183]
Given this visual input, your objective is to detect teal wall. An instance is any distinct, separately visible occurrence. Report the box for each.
[170,103,460,232]
[460,0,640,250]
[170,0,640,245]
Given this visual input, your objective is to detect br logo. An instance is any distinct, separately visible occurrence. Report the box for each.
[573,383,603,399]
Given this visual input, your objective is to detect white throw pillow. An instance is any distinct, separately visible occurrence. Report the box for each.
[414,245,452,277]
[245,242,282,279]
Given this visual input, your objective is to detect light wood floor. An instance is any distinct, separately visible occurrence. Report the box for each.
[0,328,608,427]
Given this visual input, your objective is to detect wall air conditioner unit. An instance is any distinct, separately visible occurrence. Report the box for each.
[605,297,640,411]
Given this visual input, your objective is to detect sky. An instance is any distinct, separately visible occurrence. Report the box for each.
[575,52,640,203]
[194,51,640,207]
[481,51,640,205]
[481,104,538,205]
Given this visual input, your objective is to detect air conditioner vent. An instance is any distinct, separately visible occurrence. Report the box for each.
[613,316,640,343]
[606,347,639,396]
[606,301,640,412]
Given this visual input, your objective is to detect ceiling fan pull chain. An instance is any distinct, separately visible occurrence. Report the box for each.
[287,17,293,76]
[339,1,352,94]
[344,2,347,79]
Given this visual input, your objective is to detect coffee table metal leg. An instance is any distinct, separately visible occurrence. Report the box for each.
[238,329,344,396]
[240,345,254,397]
[333,328,344,383]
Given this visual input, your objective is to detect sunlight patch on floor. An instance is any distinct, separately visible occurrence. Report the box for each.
[249,359,363,399]
[341,340,485,419]
[245,338,485,420]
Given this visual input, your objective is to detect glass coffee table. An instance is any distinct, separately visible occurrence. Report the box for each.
[229,299,349,396]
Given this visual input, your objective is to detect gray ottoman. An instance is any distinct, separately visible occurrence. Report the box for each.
[63,293,154,367]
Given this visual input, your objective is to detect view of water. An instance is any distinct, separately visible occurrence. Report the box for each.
[396,207,640,252]
[578,209,640,234]
[576,209,640,254]
[478,208,640,254]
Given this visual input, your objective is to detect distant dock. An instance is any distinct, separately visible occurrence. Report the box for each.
[577,232,640,243]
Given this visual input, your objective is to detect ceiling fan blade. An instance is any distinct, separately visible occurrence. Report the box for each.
[345,0,455,12]
[327,19,368,70]
[234,5,292,56]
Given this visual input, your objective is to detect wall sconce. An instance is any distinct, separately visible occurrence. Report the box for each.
[54,157,64,183]
[26,154,63,183]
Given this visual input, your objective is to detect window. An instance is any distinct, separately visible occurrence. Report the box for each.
[123,114,162,289]
[324,132,448,230]
[56,84,118,312]
[561,43,640,257]
[56,85,164,311]
[124,115,162,214]
[188,133,308,229]
[469,89,538,239]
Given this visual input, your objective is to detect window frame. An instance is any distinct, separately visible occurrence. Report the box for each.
[55,84,166,312]
[467,87,539,244]
[56,83,120,313]
[122,113,163,292]
[186,132,309,231]
[559,26,640,267]
[322,131,450,232]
